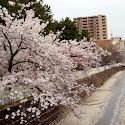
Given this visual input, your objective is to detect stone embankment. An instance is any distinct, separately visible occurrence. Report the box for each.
[0,65,124,125]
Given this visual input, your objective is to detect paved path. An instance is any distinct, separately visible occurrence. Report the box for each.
[94,71,125,125]
[58,71,125,125]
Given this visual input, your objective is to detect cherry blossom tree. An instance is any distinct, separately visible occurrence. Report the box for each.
[56,39,108,70]
[0,3,107,123]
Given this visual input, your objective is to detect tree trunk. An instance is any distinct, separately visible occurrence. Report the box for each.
[8,56,13,73]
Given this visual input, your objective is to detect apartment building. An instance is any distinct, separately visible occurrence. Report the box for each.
[74,15,107,40]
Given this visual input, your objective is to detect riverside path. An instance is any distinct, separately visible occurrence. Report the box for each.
[58,71,125,125]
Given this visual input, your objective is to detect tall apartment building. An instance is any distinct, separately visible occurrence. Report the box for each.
[74,15,107,40]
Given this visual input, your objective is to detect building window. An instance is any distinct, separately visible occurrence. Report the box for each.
[83,20,87,22]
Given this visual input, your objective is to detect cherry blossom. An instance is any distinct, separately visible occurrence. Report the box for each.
[0,3,108,123]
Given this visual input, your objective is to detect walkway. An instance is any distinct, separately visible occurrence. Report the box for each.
[58,71,125,125]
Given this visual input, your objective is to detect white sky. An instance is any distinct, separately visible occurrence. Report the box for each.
[44,0,125,39]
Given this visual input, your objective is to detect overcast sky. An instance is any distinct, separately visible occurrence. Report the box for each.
[44,0,125,39]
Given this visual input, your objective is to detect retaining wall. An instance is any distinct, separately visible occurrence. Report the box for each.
[0,66,125,125]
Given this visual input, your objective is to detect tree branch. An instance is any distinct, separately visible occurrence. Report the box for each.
[12,60,40,67]
[0,29,13,55]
